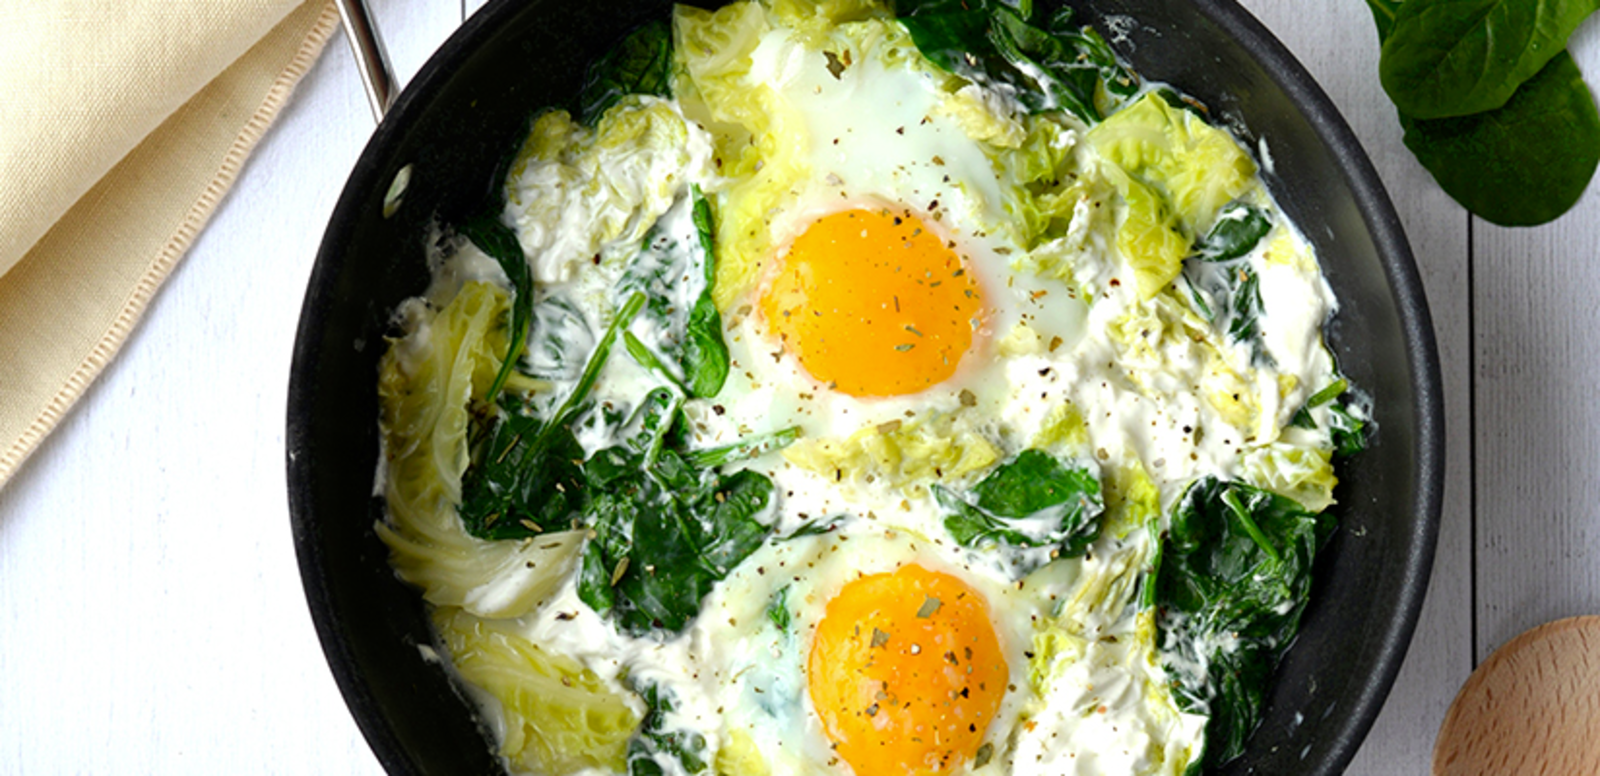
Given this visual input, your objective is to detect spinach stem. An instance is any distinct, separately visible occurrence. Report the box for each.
[1222,487,1280,563]
[624,331,688,394]
[1304,378,1349,409]
[537,292,646,450]
[685,426,801,468]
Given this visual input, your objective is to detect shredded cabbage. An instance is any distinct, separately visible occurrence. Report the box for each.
[1087,92,1258,233]
[782,413,1001,496]
[1101,459,1161,540]
[1031,402,1089,452]
[768,0,890,41]
[1241,442,1338,511]
[713,728,772,776]
[673,2,800,309]
[377,281,584,619]
[504,98,702,284]
[1109,168,1190,300]
[435,608,640,775]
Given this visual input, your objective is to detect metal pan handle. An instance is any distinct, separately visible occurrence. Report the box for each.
[335,0,397,121]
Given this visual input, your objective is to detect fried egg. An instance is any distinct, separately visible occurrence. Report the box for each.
[686,18,1088,452]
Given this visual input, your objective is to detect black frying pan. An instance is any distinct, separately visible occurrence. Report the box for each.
[288,0,1445,773]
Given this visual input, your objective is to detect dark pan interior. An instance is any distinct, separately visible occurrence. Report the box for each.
[287,0,1444,773]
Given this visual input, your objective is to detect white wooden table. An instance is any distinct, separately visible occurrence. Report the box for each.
[1,1,1594,773]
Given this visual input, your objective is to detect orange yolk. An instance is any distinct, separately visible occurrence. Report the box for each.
[807,564,1008,775]
[761,207,983,397]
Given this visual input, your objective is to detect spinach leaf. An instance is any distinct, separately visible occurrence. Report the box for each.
[1379,0,1599,120]
[1156,478,1334,771]
[457,293,646,539]
[459,415,587,540]
[767,585,792,632]
[459,216,532,400]
[897,0,1137,123]
[1183,258,1269,364]
[524,294,593,382]
[618,188,731,399]
[1193,202,1272,262]
[1364,0,1400,40]
[1288,377,1348,429]
[1400,51,1600,226]
[1328,404,1369,457]
[682,190,731,398]
[627,683,709,776]
[579,446,775,635]
[1366,0,1600,225]
[576,371,774,635]
[934,449,1104,560]
[1225,265,1265,357]
[578,20,673,126]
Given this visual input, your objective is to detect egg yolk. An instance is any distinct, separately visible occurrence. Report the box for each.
[807,564,1008,775]
[761,207,983,397]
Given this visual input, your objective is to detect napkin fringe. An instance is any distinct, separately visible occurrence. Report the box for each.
[0,1,341,484]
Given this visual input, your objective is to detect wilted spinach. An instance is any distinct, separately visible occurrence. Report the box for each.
[459,216,533,400]
[578,20,673,126]
[1327,403,1369,457]
[618,187,731,399]
[934,449,1104,562]
[1365,0,1600,226]
[1182,257,1269,364]
[1155,478,1334,772]
[627,683,709,776]
[897,0,1137,123]
[459,415,587,540]
[459,293,646,540]
[1192,202,1272,263]
[1287,378,1369,456]
[578,441,775,635]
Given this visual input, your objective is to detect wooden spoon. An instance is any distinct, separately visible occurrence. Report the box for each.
[1433,615,1600,775]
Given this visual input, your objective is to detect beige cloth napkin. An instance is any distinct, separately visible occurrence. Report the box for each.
[0,0,340,485]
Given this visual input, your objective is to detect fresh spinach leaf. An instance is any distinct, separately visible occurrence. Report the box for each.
[1193,202,1272,262]
[459,216,532,400]
[1379,0,1599,119]
[1156,478,1334,771]
[1400,51,1600,226]
[1364,0,1400,40]
[934,449,1104,560]
[578,20,673,126]
[1366,0,1600,225]
[897,0,1137,123]
[627,683,709,776]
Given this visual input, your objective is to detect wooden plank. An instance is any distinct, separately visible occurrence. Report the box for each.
[1235,2,1475,773]
[1472,20,1600,658]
